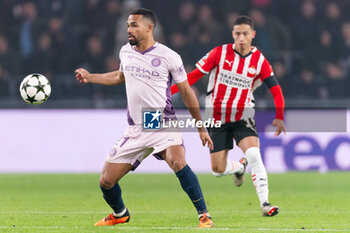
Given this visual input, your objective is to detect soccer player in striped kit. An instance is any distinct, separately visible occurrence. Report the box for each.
[172,15,286,216]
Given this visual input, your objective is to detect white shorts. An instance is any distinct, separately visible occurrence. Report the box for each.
[106,125,183,170]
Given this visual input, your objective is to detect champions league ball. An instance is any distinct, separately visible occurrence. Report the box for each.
[19,73,51,105]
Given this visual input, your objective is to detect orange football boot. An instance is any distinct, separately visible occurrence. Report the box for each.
[94,209,130,226]
[198,212,214,228]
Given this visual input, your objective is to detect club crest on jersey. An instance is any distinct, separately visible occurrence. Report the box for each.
[248,66,257,75]
[151,58,161,67]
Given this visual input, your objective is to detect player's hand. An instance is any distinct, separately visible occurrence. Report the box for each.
[75,68,91,83]
[273,119,286,136]
[198,129,214,150]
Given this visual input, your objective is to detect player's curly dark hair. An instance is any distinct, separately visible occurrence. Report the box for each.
[233,15,254,29]
[130,8,157,28]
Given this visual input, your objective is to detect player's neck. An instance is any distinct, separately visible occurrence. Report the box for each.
[135,38,156,53]
[235,46,251,57]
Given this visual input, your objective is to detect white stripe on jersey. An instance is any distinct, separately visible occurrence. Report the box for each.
[256,53,265,78]
[241,53,252,77]
[221,87,232,123]
[207,67,217,94]
[196,64,209,74]
[251,53,265,92]
[231,52,240,73]
[204,67,217,121]
[211,44,227,107]
[230,89,243,122]
[251,78,262,93]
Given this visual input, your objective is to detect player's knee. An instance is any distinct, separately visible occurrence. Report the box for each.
[211,165,225,174]
[211,165,226,173]
[169,158,186,173]
[99,176,115,189]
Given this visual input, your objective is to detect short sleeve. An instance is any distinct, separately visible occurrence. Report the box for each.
[168,52,187,83]
[257,59,274,81]
[118,49,124,72]
[195,46,221,74]
[119,62,123,72]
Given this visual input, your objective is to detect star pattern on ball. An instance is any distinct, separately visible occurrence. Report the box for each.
[35,81,45,94]
[25,95,39,104]
[22,82,30,92]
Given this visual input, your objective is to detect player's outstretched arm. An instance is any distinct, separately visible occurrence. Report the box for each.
[171,68,204,95]
[177,80,214,150]
[269,85,286,136]
[75,68,125,86]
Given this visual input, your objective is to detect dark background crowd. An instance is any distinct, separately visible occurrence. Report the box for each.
[1,0,350,108]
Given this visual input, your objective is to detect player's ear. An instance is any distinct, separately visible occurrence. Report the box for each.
[252,30,256,39]
[147,23,153,33]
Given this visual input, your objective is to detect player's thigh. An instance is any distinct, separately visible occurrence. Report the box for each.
[159,145,186,172]
[237,136,260,153]
[210,149,229,172]
[232,118,259,153]
[100,162,133,188]
[208,123,234,153]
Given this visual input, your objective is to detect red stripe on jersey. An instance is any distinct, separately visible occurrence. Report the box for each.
[235,89,249,121]
[225,87,238,123]
[222,44,235,71]
[213,84,227,121]
[211,45,223,98]
[236,57,245,74]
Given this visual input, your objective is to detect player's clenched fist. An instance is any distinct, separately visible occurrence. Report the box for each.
[75,68,91,83]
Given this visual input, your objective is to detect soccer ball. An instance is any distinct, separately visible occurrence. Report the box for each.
[20,73,51,105]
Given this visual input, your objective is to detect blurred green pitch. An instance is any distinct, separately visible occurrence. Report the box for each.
[0,173,349,233]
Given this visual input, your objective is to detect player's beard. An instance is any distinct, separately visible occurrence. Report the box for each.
[128,34,139,46]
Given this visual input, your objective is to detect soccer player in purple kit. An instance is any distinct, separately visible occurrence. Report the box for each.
[75,8,214,228]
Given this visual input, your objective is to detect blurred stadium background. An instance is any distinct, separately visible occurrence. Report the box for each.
[1,0,350,172]
[1,0,350,108]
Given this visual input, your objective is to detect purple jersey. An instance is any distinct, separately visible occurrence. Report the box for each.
[119,42,187,125]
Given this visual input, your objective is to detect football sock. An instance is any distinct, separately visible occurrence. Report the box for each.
[176,165,208,215]
[245,147,269,206]
[212,160,244,176]
[198,212,211,219]
[113,207,127,217]
[100,183,126,214]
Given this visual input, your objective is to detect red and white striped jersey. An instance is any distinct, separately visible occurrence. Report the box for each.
[196,43,274,123]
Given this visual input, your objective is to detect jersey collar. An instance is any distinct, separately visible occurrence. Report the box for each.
[133,42,158,55]
[232,44,256,58]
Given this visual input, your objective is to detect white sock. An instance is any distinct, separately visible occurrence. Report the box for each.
[198,212,211,219]
[245,147,269,207]
[212,160,244,177]
[113,207,126,217]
